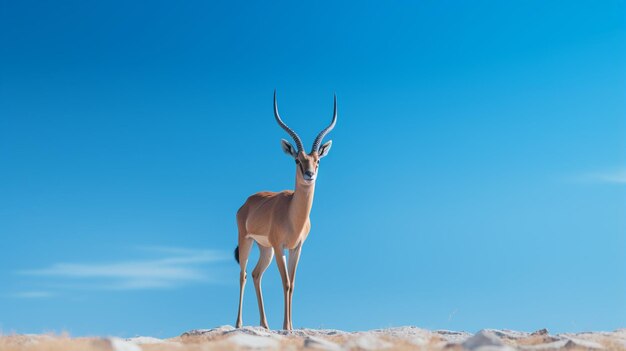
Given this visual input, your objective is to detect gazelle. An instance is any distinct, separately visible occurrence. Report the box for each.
[234,91,337,331]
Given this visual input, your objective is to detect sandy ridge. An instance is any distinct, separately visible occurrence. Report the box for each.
[1,326,625,350]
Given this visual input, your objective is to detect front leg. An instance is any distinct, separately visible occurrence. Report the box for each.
[273,245,291,330]
[287,243,302,330]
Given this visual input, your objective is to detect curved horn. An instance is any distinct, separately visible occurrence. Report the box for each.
[311,94,337,153]
[274,90,304,152]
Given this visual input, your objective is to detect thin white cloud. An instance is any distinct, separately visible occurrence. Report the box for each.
[9,291,54,299]
[18,247,230,291]
[578,169,626,184]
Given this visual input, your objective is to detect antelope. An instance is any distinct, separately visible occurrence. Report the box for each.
[234,91,337,331]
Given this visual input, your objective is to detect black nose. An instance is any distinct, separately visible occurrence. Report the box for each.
[304,171,314,179]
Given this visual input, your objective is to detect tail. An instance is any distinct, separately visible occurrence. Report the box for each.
[234,246,240,264]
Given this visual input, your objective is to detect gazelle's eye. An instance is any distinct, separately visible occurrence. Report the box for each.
[295,159,300,164]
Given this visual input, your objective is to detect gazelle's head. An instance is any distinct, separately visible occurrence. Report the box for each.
[274,90,336,186]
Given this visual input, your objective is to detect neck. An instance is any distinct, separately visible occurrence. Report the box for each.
[289,175,316,230]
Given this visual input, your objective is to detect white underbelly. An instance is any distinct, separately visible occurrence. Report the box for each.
[246,234,271,247]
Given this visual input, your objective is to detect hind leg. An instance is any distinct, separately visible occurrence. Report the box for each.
[235,237,253,328]
[252,245,274,329]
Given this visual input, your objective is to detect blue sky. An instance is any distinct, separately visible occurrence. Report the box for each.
[0,0,624,338]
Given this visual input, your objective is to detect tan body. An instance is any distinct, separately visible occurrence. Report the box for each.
[238,189,312,250]
[234,91,336,331]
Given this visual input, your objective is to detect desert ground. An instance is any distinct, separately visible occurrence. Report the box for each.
[1,325,625,351]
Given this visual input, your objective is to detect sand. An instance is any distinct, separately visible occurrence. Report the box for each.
[1,326,625,350]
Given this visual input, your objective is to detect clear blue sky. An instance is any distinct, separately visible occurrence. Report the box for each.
[1,0,624,338]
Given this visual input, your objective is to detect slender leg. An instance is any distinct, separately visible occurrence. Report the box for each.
[273,245,291,330]
[252,245,274,329]
[287,243,302,330]
[235,238,253,328]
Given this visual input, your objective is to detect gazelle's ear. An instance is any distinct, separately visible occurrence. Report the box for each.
[281,139,298,158]
[318,140,332,158]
